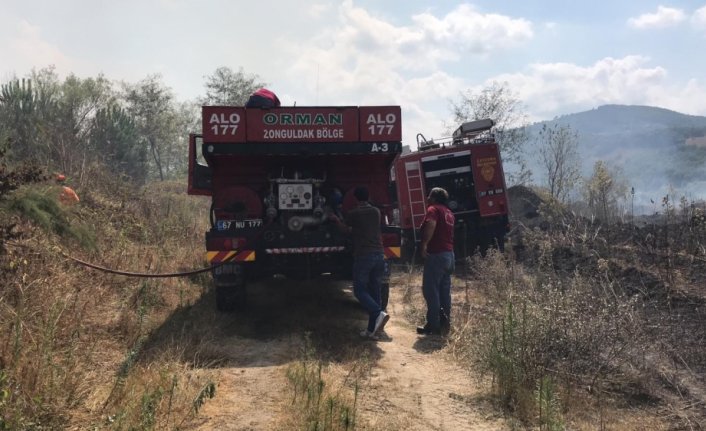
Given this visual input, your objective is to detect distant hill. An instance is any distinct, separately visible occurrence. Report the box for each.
[524,104,706,205]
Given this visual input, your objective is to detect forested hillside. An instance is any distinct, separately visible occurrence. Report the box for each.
[524,105,706,207]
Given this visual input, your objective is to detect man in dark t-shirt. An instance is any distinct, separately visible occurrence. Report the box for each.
[331,186,389,338]
[417,187,455,336]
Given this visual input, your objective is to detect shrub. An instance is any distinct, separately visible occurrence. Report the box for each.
[6,187,96,250]
[454,250,646,426]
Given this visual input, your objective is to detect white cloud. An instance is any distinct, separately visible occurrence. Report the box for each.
[410,4,534,57]
[308,3,333,18]
[487,55,706,121]
[0,18,102,82]
[288,1,533,75]
[692,5,706,31]
[278,1,533,141]
[627,5,686,29]
[543,21,558,31]
[7,20,72,72]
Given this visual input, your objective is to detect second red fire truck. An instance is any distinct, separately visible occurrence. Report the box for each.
[392,119,510,261]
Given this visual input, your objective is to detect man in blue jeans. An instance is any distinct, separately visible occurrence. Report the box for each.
[417,187,455,336]
[331,186,389,338]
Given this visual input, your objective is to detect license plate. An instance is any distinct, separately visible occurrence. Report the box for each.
[216,219,263,230]
[213,263,242,276]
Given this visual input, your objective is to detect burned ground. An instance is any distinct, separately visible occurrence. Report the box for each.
[504,185,706,428]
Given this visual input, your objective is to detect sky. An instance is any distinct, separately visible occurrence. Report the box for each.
[2,0,706,144]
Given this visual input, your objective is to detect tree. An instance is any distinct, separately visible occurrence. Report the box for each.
[50,72,114,179]
[584,160,628,221]
[123,75,178,181]
[202,67,266,106]
[88,104,147,184]
[0,68,115,182]
[538,123,581,203]
[160,100,199,179]
[0,74,56,163]
[450,82,531,184]
[1,70,199,183]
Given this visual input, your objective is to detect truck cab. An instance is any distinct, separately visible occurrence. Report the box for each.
[188,105,402,311]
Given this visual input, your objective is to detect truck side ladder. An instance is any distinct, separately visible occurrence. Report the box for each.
[404,161,426,243]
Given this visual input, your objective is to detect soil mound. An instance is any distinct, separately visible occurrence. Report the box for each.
[507,185,548,229]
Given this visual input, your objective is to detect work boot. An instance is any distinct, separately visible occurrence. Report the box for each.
[416,325,441,335]
[440,313,451,335]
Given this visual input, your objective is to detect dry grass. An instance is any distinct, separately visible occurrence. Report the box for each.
[454,251,650,428]
[395,199,706,429]
[0,177,215,429]
[437,202,706,430]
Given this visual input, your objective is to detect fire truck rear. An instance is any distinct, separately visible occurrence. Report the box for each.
[188,105,402,311]
[393,119,510,261]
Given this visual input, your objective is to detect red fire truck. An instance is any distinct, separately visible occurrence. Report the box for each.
[393,119,510,261]
[188,105,402,311]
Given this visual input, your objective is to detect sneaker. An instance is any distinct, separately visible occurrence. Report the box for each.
[416,325,441,335]
[360,329,378,340]
[372,311,390,336]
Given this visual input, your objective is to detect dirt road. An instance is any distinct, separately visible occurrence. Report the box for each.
[182,276,507,430]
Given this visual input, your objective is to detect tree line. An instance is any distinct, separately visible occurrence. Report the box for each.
[0,66,265,186]
[0,66,629,220]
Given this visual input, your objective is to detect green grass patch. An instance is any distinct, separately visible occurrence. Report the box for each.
[5,188,96,250]
[285,336,361,431]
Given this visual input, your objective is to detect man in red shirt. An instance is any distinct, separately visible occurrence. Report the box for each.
[417,187,455,336]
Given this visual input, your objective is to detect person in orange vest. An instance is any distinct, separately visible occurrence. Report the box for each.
[56,173,79,204]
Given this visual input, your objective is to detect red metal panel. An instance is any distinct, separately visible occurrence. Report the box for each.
[472,144,509,217]
[202,107,247,143]
[408,177,423,190]
[410,189,424,202]
[246,107,359,142]
[411,202,426,217]
[359,106,402,142]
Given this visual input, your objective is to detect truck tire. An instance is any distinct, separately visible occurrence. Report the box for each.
[216,284,247,312]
